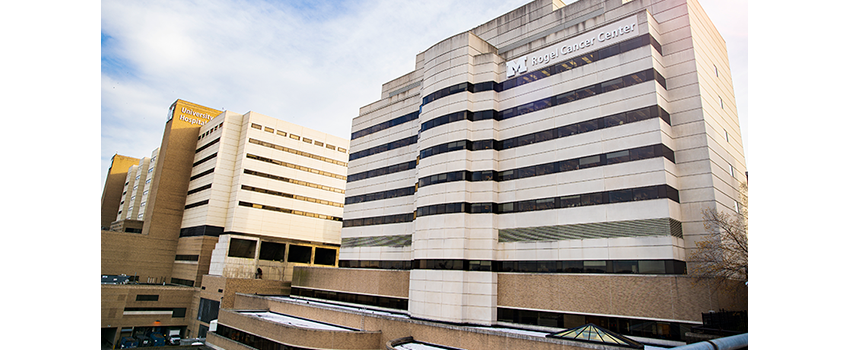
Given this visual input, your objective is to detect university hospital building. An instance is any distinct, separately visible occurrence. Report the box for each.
[100,0,747,349]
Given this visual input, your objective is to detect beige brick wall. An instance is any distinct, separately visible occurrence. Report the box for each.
[497,273,747,322]
[101,230,177,283]
[101,284,198,345]
[292,266,410,298]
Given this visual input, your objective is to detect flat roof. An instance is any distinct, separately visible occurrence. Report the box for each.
[239,311,356,332]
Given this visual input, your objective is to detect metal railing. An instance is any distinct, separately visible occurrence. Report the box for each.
[670,333,747,350]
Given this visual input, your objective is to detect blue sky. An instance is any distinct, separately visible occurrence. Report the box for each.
[100,0,748,187]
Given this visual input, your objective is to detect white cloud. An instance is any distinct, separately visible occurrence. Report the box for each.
[101,0,748,186]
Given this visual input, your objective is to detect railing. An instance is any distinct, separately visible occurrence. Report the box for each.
[670,333,747,350]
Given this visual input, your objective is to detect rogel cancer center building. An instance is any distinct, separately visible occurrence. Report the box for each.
[181,0,747,349]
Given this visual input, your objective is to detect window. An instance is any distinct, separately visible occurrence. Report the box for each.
[264,126,273,133]
[276,130,287,137]
[250,123,262,130]
[197,298,219,323]
[326,144,336,150]
[175,255,199,262]
[135,294,159,301]
[314,248,337,266]
[719,96,724,109]
[729,164,735,178]
[337,147,347,153]
[315,141,324,147]
[303,137,313,144]
[172,308,186,318]
[725,130,730,142]
[227,238,256,259]
[258,242,286,262]
[714,64,719,77]
[289,134,300,140]
[288,245,312,263]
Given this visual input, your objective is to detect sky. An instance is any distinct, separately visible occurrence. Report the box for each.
[100,0,749,187]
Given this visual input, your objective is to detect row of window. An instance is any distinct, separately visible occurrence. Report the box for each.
[229,239,337,265]
[248,138,347,167]
[348,68,664,165]
[195,137,220,154]
[246,153,346,180]
[420,34,661,107]
[241,184,343,208]
[244,169,345,194]
[238,201,343,222]
[192,152,217,167]
[348,135,418,162]
[346,36,660,145]
[416,184,679,218]
[341,212,415,228]
[497,307,691,341]
[338,259,686,275]
[250,123,347,153]
[342,184,678,228]
[419,143,674,188]
[290,288,409,311]
[198,122,224,141]
[351,110,419,140]
[344,186,415,205]
[190,167,214,181]
[184,199,209,210]
[346,160,417,183]
[178,225,224,238]
[345,143,672,207]
[420,68,666,134]
[187,183,212,195]
[421,104,669,162]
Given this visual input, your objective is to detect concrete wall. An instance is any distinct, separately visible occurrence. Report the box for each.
[292,266,410,299]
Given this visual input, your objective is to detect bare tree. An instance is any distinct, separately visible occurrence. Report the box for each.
[690,182,748,285]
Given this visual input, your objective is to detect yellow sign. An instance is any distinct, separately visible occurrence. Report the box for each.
[167,99,222,128]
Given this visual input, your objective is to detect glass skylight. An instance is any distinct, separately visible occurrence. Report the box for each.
[547,323,644,349]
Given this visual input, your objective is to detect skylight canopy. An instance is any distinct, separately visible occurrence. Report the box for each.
[546,323,644,349]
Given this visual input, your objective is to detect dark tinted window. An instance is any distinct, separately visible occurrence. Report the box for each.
[259,242,286,262]
[314,248,337,266]
[288,245,312,263]
[228,238,256,259]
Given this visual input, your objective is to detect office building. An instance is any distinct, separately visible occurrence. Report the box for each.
[101,99,349,347]
[208,0,747,349]
[101,154,141,230]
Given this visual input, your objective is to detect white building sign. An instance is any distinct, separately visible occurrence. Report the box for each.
[505,15,639,77]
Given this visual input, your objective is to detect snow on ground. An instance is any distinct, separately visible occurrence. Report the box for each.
[394,342,460,350]
[472,326,550,337]
[270,296,410,318]
[240,311,354,331]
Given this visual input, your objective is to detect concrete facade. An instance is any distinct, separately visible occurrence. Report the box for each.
[264,0,747,348]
